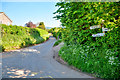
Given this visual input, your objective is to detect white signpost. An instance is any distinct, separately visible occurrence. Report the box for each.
[92,33,105,37]
[90,24,109,37]
[90,25,101,29]
[102,27,109,32]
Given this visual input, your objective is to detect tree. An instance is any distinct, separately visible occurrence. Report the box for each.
[25,21,36,28]
[38,22,46,30]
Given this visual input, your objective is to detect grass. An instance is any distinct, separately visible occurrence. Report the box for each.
[59,44,119,79]
[1,24,49,52]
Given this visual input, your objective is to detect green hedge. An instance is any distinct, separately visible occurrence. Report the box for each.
[54,1,119,79]
[48,27,63,39]
[59,27,119,79]
[59,43,119,79]
[1,24,49,51]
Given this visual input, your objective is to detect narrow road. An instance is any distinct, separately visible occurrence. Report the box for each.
[2,36,93,78]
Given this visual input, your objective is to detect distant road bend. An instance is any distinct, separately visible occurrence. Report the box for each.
[2,36,93,78]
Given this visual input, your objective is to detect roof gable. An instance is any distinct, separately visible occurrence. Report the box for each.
[0,12,12,22]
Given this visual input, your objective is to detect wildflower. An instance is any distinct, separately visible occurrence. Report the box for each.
[73,53,76,54]
[108,56,115,65]
[109,56,114,61]
[87,46,89,48]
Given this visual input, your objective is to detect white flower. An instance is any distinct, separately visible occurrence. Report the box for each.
[87,46,89,48]
[108,56,115,65]
[113,63,116,65]
[108,60,114,65]
[73,53,76,54]
[102,20,105,22]
[109,56,114,61]
[94,53,97,55]
[105,56,108,58]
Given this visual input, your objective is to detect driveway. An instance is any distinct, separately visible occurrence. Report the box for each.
[2,36,94,78]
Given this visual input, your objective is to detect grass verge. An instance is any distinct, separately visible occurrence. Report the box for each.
[53,39,62,47]
[1,24,49,52]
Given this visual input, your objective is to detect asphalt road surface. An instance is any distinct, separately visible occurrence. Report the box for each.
[2,36,94,78]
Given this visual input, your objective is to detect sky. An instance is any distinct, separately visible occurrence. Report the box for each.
[0,0,61,27]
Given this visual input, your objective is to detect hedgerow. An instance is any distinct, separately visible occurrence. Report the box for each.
[48,27,63,39]
[54,1,119,79]
[1,24,49,51]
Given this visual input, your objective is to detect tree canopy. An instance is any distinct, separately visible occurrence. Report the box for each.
[38,22,46,30]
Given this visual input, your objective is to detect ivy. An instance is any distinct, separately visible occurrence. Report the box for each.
[54,1,120,79]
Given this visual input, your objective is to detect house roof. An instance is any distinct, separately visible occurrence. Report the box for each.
[0,12,12,22]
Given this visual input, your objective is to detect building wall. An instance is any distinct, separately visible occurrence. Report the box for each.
[0,13,12,25]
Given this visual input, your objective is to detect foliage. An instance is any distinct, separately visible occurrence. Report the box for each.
[54,2,119,45]
[59,43,119,79]
[48,27,63,39]
[37,22,46,30]
[0,45,5,52]
[1,24,49,51]
[54,1,119,79]
[53,39,62,47]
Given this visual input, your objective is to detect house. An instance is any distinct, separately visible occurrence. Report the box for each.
[0,12,12,25]
[25,21,36,28]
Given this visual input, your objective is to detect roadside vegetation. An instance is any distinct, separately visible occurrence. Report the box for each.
[37,22,46,30]
[48,27,63,39]
[49,27,64,46]
[1,24,49,52]
[54,1,119,79]
[53,39,62,47]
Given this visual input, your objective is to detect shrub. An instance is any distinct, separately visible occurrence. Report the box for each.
[49,27,64,39]
[54,1,119,79]
[59,43,119,78]
[0,45,5,52]
[53,39,62,47]
[37,22,46,30]
[1,24,49,51]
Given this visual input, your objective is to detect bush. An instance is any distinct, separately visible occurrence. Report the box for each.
[58,27,120,79]
[1,24,49,51]
[59,43,119,78]
[53,39,62,47]
[54,2,119,45]
[0,45,5,52]
[54,1,119,79]
[48,27,64,39]
[37,22,46,30]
